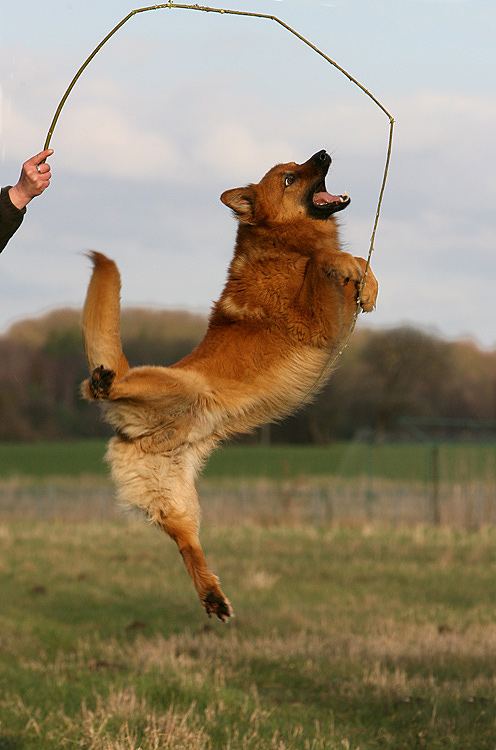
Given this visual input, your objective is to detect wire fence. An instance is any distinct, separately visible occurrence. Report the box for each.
[0,464,495,529]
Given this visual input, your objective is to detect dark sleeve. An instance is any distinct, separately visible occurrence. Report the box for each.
[0,186,26,253]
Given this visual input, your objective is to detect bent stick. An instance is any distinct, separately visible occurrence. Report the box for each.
[43,3,394,393]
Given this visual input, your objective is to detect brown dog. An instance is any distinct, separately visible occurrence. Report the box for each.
[81,150,378,620]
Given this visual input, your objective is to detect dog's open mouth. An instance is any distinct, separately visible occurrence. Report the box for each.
[312,180,350,214]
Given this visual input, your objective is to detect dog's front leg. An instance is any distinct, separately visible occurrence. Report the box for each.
[303,249,378,312]
[317,248,364,285]
[315,251,378,312]
[299,248,362,311]
[295,249,373,346]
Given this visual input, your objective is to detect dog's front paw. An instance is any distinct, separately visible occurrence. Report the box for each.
[88,365,116,400]
[325,252,363,285]
[355,259,379,312]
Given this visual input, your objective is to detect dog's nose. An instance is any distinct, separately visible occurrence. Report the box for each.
[312,150,331,165]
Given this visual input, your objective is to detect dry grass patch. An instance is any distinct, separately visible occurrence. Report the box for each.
[1,521,496,749]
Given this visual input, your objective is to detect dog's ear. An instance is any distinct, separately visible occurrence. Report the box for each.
[220,186,257,225]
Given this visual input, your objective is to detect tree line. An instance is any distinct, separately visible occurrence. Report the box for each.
[0,307,495,443]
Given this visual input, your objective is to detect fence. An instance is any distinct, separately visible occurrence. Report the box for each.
[0,456,495,528]
[0,422,495,527]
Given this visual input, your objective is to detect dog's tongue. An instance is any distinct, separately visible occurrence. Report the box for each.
[313,190,342,206]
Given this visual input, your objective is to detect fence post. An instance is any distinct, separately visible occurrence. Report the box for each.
[365,436,375,520]
[430,444,441,525]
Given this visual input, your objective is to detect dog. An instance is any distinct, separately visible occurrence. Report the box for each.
[81,150,378,620]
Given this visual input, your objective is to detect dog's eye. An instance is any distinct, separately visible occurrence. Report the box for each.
[284,175,295,188]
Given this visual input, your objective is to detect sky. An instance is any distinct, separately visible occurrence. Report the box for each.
[0,0,495,348]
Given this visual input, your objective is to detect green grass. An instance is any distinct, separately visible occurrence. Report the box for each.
[0,439,108,478]
[0,440,494,483]
[1,520,496,748]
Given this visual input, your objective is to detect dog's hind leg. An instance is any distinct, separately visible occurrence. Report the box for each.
[105,426,230,620]
[156,509,233,622]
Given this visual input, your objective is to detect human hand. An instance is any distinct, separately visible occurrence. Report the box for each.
[8,149,54,210]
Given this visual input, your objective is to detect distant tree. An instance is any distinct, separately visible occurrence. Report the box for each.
[444,341,496,421]
[0,307,207,441]
[0,310,494,443]
[351,327,451,432]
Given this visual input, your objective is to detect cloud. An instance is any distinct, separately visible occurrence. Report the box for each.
[56,102,182,179]
[1,41,494,346]
[193,121,294,180]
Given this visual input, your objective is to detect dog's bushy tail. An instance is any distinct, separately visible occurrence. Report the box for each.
[82,251,129,379]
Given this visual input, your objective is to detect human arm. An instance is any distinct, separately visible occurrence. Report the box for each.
[0,186,26,253]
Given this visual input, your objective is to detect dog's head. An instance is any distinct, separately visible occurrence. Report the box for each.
[221,150,350,226]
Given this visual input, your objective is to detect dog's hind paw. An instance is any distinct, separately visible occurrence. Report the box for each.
[89,365,116,400]
[203,590,233,622]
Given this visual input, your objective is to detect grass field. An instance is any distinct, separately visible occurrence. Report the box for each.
[1,520,496,749]
[0,440,495,482]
